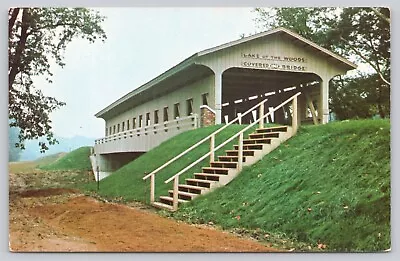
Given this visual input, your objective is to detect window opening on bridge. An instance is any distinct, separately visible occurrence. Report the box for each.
[122,121,125,131]
[105,128,108,136]
[133,117,137,129]
[127,119,130,130]
[113,125,116,134]
[174,103,180,119]
[163,107,169,122]
[117,123,120,133]
[109,126,112,136]
[139,115,143,128]
[154,110,159,124]
[202,93,209,106]
[146,113,151,126]
[186,98,193,116]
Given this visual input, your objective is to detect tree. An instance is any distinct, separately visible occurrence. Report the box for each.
[8,8,107,152]
[254,7,390,119]
[330,74,390,120]
[331,8,390,86]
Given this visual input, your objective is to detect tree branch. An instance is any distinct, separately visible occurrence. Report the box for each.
[370,8,390,24]
[30,22,81,33]
[340,36,390,86]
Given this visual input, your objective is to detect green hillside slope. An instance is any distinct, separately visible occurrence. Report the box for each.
[171,119,390,252]
[88,124,257,201]
[40,146,92,171]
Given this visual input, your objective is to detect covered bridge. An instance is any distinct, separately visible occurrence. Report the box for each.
[92,27,356,178]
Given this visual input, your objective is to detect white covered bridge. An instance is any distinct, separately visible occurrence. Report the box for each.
[91,27,356,182]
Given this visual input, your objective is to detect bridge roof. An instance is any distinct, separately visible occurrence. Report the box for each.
[95,27,357,119]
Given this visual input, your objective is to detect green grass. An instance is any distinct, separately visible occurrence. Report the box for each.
[39,146,92,171]
[81,119,390,251]
[85,124,259,202]
[35,152,66,166]
[169,119,390,252]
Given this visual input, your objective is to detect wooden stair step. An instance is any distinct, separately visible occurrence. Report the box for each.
[202,167,230,174]
[233,144,263,150]
[249,132,280,139]
[152,201,174,211]
[256,126,288,133]
[243,138,271,144]
[168,190,198,200]
[186,178,217,188]
[210,161,238,168]
[225,150,255,156]
[194,173,225,181]
[186,178,217,183]
[178,184,208,194]
[159,196,188,204]
[218,155,246,162]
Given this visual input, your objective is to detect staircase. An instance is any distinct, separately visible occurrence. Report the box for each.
[143,92,301,212]
[152,125,294,211]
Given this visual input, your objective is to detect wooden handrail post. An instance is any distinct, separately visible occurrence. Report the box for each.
[259,102,264,129]
[173,176,179,211]
[150,173,155,204]
[210,134,215,163]
[238,132,243,171]
[292,95,298,133]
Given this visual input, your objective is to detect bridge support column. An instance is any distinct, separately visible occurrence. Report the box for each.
[214,71,222,124]
[319,79,330,124]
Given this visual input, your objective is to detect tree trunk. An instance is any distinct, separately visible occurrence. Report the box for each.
[9,8,29,90]
[377,82,385,118]
[8,8,19,37]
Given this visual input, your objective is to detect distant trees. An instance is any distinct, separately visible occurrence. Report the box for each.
[9,126,21,162]
[330,74,390,120]
[254,7,390,119]
[8,8,107,152]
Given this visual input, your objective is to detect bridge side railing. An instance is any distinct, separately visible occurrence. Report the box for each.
[95,115,198,145]
[94,115,198,154]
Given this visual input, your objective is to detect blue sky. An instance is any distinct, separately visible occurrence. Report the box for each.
[35,8,258,138]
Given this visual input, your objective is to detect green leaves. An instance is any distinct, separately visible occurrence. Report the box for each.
[330,73,390,119]
[8,8,107,152]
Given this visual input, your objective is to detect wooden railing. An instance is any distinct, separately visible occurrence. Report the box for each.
[95,115,198,144]
[94,115,198,154]
[143,92,300,210]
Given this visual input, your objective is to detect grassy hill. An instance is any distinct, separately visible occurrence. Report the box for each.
[35,152,67,166]
[39,146,92,171]
[8,152,66,173]
[171,119,390,252]
[82,119,390,251]
[86,124,257,201]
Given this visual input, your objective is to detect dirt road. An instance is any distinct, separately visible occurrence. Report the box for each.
[9,167,277,252]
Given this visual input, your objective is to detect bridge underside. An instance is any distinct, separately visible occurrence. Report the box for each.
[97,152,144,171]
[221,68,321,125]
[90,152,145,181]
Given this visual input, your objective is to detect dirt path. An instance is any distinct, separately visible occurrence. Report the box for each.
[9,170,277,252]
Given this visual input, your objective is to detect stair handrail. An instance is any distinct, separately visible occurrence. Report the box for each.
[164,92,301,184]
[142,97,269,181]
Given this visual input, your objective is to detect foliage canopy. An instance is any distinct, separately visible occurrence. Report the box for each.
[8,8,107,152]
